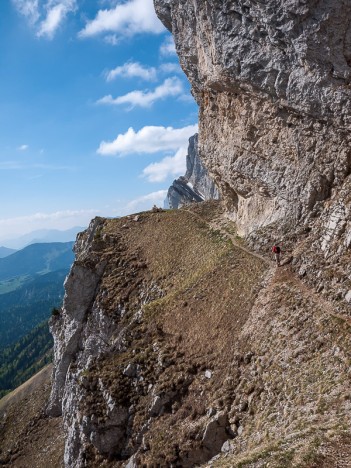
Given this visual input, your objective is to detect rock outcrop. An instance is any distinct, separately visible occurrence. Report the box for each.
[47,204,269,466]
[154,0,351,304]
[165,134,220,209]
[46,203,351,467]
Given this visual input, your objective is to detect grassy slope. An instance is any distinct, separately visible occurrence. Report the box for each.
[78,202,267,466]
[96,202,351,467]
[2,202,351,467]
[207,264,351,467]
[0,365,64,467]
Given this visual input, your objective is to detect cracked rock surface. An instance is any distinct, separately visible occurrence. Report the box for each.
[154,0,351,303]
[165,133,220,209]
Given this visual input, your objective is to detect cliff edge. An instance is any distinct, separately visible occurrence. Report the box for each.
[154,0,351,306]
[45,202,351,467]
[8,2,351,467]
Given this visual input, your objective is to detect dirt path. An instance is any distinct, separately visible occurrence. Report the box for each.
[184,208,272,266]
[185,207,343,320]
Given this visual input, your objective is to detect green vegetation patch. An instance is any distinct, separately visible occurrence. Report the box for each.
[0,269,67,349]
[0,275,31,295]
[0,320,53,398]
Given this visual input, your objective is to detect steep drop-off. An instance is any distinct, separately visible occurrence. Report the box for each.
[44,202,351,467]
[154,0,351,306]
[5,2,351,466]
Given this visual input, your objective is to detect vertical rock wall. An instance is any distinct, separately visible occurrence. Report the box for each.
[165,134,220,209]
[154,0,351,231]
[154,0,351,302]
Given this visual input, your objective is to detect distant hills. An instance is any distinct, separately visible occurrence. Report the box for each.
[0,226,84,250]
[0,247,16,258]
[0,241,74,282]
[0,269,67,349]
[0,239,75,397]
[0,240,74,360]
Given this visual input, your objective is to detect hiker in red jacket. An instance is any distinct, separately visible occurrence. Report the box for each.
[272,243,282,266]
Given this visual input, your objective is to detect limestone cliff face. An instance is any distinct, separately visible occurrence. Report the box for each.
[154,0,351,304]
[166,134,220,209]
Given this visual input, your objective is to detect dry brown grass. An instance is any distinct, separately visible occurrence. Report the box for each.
[5,201,351,467]
[0,365,64,467]
[75,203,267,466]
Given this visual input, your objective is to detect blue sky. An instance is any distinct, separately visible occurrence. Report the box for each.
[0,0,198,242]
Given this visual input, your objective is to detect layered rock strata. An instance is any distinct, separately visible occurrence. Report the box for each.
[154,0,351,304]
[165,134,220,209]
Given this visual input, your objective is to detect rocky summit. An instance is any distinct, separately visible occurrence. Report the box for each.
[2,1,351,467]
[165,134,220,209]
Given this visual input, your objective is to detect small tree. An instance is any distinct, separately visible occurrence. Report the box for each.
[51,307,60,318]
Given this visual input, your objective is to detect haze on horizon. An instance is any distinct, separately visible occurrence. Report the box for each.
[0,0,198,240]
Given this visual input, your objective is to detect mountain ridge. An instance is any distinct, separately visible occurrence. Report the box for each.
[0,226,84,250]
[2,0,351,466]
[0,247,17,258]
[165,134,220,209]
[0,241,74,282]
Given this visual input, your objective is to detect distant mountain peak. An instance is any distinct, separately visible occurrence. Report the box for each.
[0,247,17,259]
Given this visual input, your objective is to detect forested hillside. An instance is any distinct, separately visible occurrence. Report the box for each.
[0,241,74,281]
[0,240,74,398]
[0,321,53,398]
[0,269,67,349]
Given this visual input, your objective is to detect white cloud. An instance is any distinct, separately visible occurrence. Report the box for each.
[97,77,183,109]
[104,61,182,83]
[160,62,182,74]
[38,0,77,38]
[122,190,168,214]
[79,0,164,39]
[38,4,65,38]
[160,36,176,56]
[12,0,40,24]
[97,123,198,156]
[0,209,97,242]
[142,146,187,182]
[105,62,157,82]
[12,0,77,39]
[18,144,29,151]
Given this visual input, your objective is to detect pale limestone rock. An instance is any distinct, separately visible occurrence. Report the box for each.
[166,134,220,209]
[154,0,351,302]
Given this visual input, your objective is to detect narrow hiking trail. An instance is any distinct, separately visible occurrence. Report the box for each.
[185,206,345,323]
[213,214,348,321]
[185,207,351,467]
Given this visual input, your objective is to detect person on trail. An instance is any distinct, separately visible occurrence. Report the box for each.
[272,243,282,266]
